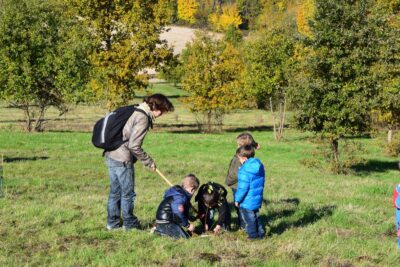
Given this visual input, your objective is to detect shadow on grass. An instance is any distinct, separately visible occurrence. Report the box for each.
[351,159,399,175]
[4,156,49,163]
[265,204,336,236]
[229,198,301,232]
[0,119,25,123]
[263,198,300,206]
[154,123,201,134]
[263,198,301,227]
[225,125,274,133]
[134,94,184,99]
[153,124,275,134]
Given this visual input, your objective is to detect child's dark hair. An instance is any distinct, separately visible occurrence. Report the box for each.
[236,133,258,148]
[202,185,219,208]
[236,145,255,158]
[144,94,174,113]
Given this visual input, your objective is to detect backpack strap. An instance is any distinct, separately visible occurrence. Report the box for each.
[102,106,153,156]
[134,108,153,130]
[118,107,153,145]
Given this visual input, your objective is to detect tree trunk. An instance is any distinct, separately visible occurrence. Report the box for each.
[388,128,393,143]
[280,97,286,140]
[331,138,339,163]
[34,105,46,132]
[215,110,223,132]
[23,105,33,132]
[207,111,212,133]
[270,97,277,140]
[276,97,286,141]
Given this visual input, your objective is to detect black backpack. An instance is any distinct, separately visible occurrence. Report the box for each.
[92,105,153,152]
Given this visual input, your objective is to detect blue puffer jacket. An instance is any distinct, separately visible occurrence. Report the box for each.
[235,157,265,211]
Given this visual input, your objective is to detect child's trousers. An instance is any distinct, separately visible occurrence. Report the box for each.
[154,222,190,239]
[240,208,265,239]
[396,209,400,249]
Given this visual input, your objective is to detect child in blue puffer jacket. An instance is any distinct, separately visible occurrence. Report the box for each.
[393,184,400,249]
[235,145,266,239]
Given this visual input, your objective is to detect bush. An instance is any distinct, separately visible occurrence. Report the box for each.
[299,138,367,174]
[386,137,400,157]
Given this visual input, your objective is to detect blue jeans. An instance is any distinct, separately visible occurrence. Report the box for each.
[106,157,139,229]
[396,209,400,249]
[154,222,190,239]
[240,208,265,239]
[232,188,244,229]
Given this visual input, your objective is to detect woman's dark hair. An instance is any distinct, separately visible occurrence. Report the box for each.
[144,94,174,113]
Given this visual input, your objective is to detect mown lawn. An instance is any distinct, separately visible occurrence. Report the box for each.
[0,84,399,266]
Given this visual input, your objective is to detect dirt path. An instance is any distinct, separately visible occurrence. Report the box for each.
[148,26,221,79]
[160,26,197,55]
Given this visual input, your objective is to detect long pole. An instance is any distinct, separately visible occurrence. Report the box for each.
[155,168,198,214]
[155,168,173,187]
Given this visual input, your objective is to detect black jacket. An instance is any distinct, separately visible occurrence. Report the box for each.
[156,185,192,227]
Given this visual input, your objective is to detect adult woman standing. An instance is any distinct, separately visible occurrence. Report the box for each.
[105,94,174,230]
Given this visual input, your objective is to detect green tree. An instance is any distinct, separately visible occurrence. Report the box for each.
[243,28,295,141]
[74,0,174,110]
[291,0,385,170]
[243,4,297,141]
[372,1,400,144]
[236,0,262,29]
[0,0,92,131]
[180,31,245,132]
[224,24,243,47]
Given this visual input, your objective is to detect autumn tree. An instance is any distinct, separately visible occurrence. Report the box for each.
[296,0,315,37]
[0,0,92,131]
[209,3,242,31]
[74,0,174,110]
[291,0,387,171]
[177,0,199,24]
[180,31,245,132]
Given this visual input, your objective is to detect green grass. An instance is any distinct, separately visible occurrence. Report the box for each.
[0,84,399,266]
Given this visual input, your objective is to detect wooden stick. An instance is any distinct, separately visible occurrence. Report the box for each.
[155,168,173,187]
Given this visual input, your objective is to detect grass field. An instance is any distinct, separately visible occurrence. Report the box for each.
[0,83,399,266]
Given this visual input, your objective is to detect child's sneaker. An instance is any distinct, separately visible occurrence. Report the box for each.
[106,225,121,231]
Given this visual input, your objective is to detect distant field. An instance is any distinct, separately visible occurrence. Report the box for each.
[0,84,399,266]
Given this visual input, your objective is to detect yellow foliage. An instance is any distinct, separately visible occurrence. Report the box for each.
[376,0,400,12]
[296,0,315,37]
[181,33,245,118]
[276,1,286,11]
[209,4,242,32]
[177,0,198,24]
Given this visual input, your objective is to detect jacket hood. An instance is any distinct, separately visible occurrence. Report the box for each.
[242,158,263,175]
[137,102,155,122]
[164,185,191,199]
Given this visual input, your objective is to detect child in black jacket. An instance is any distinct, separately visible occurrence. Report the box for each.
[195,182,230,234]
[154,174,200,239]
